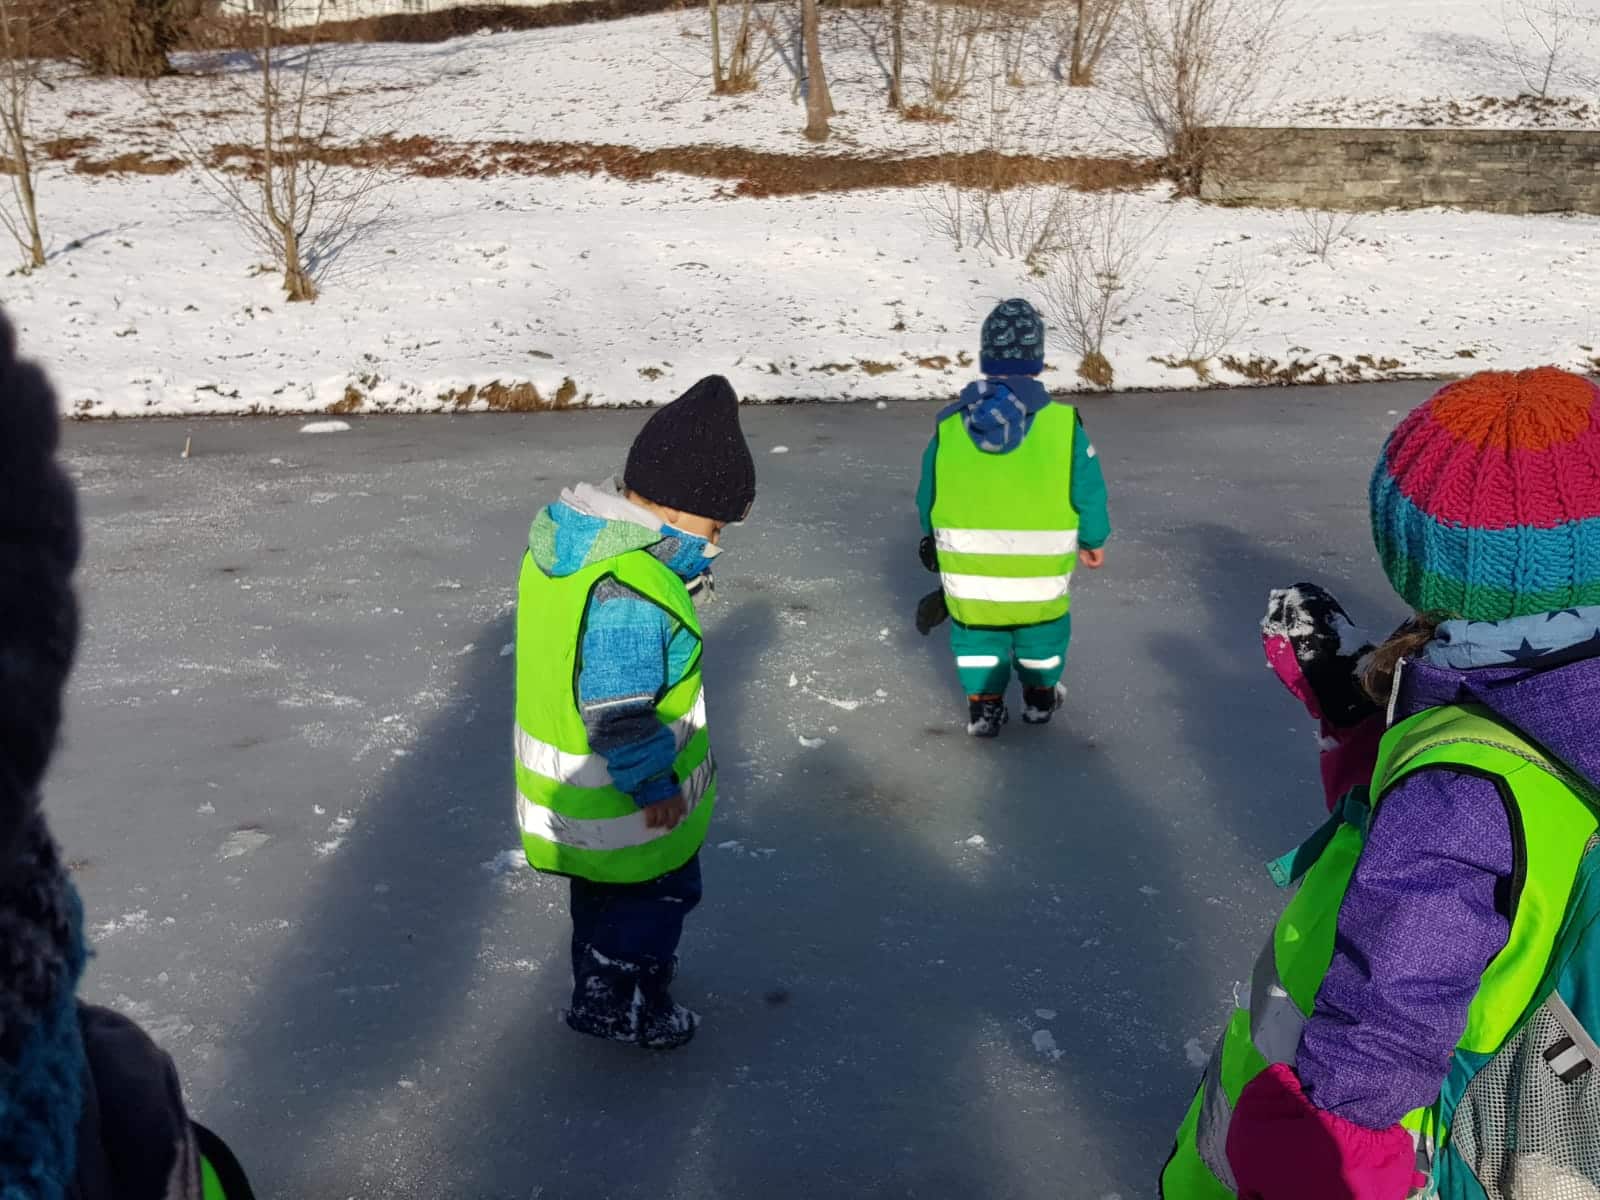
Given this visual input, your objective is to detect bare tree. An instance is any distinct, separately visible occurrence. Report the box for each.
[889,0,907,107]
[1123,0,1288,196]
[176,0,386,302]
[711,0,775,94]
[0,2,47,270]
[1040,190,1166,388]
[1051,0,1123,86]
[64,0,203,78]
[1501,0,1587,98]
[801,0,835,140]
[1287,207,1360,263]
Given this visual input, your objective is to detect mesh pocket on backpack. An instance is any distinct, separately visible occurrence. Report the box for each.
[1449,1001,1600,1199]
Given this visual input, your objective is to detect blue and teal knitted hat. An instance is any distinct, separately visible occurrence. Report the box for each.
[980,299,1046,377]
[1370,368,1600,622]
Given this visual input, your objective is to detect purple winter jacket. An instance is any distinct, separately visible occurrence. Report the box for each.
[1296,644,1600,1130]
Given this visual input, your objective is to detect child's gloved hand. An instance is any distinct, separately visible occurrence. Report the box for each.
[915,589,949,636]
[1262,584,1378,729]
[1263,584,1386,813]
[919,535,939,573]
[1227,1064,1425,1200]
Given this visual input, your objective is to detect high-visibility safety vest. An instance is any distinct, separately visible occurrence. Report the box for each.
[513,548,716,885]
[1161,704,1600,1199]
[928,402,1080,628]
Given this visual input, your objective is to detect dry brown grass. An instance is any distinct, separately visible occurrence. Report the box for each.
[437,378,582,412]
[180,0,699,51]
[75,151,184,176]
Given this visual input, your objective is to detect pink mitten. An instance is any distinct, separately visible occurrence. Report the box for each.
[1227,1064,1424,1200]
[1263,584,1384,812]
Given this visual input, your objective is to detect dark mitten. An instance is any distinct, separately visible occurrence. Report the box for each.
[1261,584,1379,729]
[915,590,949,636]
[919,535,939,573]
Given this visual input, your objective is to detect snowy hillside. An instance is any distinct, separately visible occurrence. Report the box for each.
[3,0,1599,416]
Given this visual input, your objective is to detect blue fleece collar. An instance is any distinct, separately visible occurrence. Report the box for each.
[1424,605,1600,670]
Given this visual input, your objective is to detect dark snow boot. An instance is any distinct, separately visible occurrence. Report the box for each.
[1022,684,1066,725]
[566,946,641,1045]
[636,957,699,1051]
[966,696,1008,739]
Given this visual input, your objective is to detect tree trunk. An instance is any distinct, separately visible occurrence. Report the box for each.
[888,0,904,109]
[802,0,832,140]
[1069,0,1091,85]
[15,148,43,269]
[709,0,726,92]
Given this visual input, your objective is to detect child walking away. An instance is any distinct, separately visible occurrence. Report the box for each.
[0,315,255,1199]
[514,376,756,1050]
[915,299,1110,737]
[1162,368,1600,1200]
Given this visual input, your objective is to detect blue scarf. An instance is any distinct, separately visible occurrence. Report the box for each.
[939,376,1055,454]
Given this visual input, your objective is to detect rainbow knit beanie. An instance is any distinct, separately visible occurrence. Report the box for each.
[1370,367,1600,622]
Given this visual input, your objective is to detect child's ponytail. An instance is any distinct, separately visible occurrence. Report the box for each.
[1361,614,1443,706]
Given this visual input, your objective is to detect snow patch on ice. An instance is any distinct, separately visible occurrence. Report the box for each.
[770,445,790,455]
[300,420,350,435]
[93,910,151,940]
[315,815,356,857]
[965,834,987,847]
[1035,1008,1057,1021]
[500,643,515,658]
[196,801,216,816]
[1140,885,1159,896]
[1032,1029,1063,1062]
[482,849,526,876]
[1185,1038,1210,1068]
[798,734,826,749]
[218,828,271,860]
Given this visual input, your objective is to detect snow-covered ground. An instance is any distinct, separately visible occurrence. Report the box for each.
[4,0,1598,416]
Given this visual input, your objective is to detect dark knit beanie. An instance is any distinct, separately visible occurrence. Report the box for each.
[624,375,757,523]
[0,312,90,1196]
[980,299,1046,377]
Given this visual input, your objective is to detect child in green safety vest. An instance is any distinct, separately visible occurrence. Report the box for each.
[514,376,756,1050]
[914,299,1111,737]
[1163,368,1600,1200]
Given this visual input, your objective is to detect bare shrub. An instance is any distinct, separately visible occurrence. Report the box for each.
[711,0,776,94]
[1040,189,1166,388]
[63,0,205,78]
[1172,245,1255,376]
[925,74,1075,264]
[1287,207,1360,263]
[888,0,907,106]
[169,0,387,301]
[0,2,49,270]
[1049,0,1123,86]
[1500,0,1595,98]
[1122,0,1288,196]
[926,0,986,109]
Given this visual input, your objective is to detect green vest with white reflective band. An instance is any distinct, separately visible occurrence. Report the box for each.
[1161,704,1600,1199]
[928,402,1079,628]
[514,549,716,885]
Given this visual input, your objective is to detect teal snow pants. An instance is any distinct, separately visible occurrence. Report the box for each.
[950,611,1073,696]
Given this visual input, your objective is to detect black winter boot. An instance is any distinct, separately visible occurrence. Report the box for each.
[566,946,641,1045]
[966,696,1008,738]
[1022,684,1066,725]
[638,957,700,1051]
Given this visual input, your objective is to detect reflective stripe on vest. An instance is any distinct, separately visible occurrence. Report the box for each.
[1164,704,1599,1199]
[518,751,717,852]
[515,692,709,790]
[929,402,1079,627]
[513,546,716,884]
